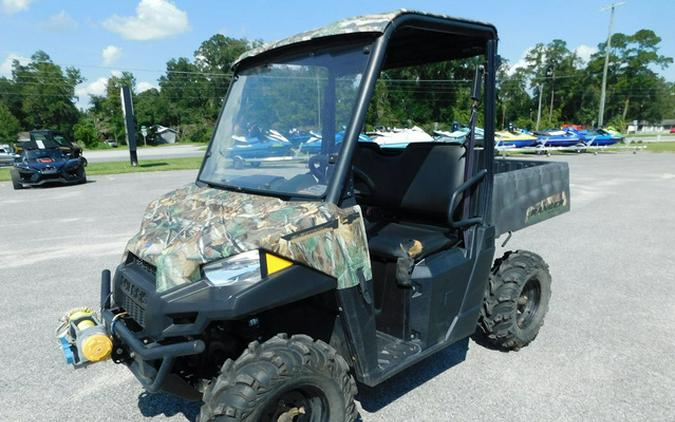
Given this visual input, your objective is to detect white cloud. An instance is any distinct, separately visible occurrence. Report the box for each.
[102,0,189,41]
[1,0,32,14]
[507,47,533,76]
[137,81,158,93]
[42,10,78,32]
[76,77,108,98]
[0,53,30,76]
[574,44,598,67]
[101,45,122,65]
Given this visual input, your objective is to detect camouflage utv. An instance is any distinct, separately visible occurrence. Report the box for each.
[58,10,570,421]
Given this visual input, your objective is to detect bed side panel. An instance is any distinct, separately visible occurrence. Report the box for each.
[491,159,570,237]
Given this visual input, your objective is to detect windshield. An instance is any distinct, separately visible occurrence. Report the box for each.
[25,149,64,160]
[199,42,372,198]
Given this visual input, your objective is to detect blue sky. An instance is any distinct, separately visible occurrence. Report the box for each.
[1,0,672,108]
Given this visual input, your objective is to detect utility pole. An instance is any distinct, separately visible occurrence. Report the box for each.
[535,82,543,131]
[598,1,626,128]
[548,66,555,125]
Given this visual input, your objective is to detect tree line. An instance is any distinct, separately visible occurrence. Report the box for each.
[0,29,672,148]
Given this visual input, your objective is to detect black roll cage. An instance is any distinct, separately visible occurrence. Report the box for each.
[200,12,498,220]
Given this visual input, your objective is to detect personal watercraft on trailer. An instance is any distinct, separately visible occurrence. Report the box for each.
[535,129,582,147]
[576,129,619,146]
[299,130,372,154]
[495,130,538,148]
[433,127,484,144]
[602,127,625,143]
[368,126,434,147]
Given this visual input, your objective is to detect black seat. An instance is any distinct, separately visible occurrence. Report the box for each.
[367,221,458,260]
[354,142,466,261]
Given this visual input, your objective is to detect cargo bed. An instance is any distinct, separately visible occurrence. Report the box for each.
[491,159,570,237]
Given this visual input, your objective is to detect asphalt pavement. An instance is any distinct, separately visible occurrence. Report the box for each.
[0,151,674,421]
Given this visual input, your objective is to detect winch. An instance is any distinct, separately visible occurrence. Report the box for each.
[57,307,112,367]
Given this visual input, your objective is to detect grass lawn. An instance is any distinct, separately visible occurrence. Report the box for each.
[643,141,675,152]
[625,133,675,138]
[82,141,206,151]
[0,156,203,182]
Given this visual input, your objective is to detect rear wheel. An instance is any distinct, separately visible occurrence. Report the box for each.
[199,334,357,422]
[476,250,551,351]
[10,168,23,190]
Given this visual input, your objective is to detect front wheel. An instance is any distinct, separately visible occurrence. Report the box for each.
[476,250,552,351]
[78,168,87,184]
[199,334,358,422]
[10,168,23,190]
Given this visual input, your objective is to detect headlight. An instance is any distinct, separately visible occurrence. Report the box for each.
[203,250,262,287]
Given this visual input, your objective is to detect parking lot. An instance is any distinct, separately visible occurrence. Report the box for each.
[1,152,674,421]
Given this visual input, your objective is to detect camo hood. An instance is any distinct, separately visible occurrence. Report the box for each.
[126,184,372,292]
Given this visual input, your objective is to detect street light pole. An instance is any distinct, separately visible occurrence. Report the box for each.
[598,1,626,128]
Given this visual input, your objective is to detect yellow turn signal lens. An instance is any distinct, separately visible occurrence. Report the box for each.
[264,253,293,275]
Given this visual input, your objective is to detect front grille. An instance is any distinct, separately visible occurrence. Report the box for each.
[116,255,157,329]
[119,291,145,327]
[118,274,148,327]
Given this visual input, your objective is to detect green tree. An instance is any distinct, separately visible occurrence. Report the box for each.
[194,35,262,118]
[90,71,136,143]
[13,51,83,136]
[584,29,673,126]
[12,51,84,135]
[159,57,210,125]
[73,117,99,148]
[497,61,535,129]
[0,103,21,143]
[522,40,581,128]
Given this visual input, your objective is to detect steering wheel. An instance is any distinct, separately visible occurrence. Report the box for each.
[308,154,329,183]
[352,166,375,195]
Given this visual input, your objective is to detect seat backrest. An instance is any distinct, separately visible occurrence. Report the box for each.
[353,142,466,225]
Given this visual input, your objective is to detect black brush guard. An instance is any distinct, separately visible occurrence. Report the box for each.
[100,270,205,393]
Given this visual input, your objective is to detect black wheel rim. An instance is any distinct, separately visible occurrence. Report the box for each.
[516,277,541,328]
[261,385,329,422]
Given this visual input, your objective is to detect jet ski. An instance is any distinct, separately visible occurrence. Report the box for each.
[433,127,484,144]
[368,126,434,147]
[299,131,371,154]
[602,127,625,142]
[535,129,582,147]
[563,128,619,147]
[495,130,538,148]
[577,129,617,146]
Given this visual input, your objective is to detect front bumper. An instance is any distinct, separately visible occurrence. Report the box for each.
[100,270,205,393]
[102,255,335,394]
[15,165,84,186]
